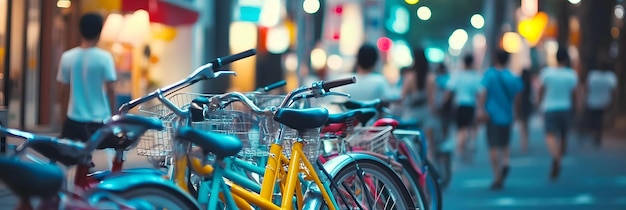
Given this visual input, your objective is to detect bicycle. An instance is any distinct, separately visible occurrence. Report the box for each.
[318,108,430,210]
[117,48,415,209]
[0,114,200,209]
[334,99,445,210]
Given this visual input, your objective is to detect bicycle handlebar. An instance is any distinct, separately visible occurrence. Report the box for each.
[0,126,88,160]
[214,49,256,68]
[256,80,287,93]
[208,76,356,114]
[321,77,356,91]
[118,49,256,114]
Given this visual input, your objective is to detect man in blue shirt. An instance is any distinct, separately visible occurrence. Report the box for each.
[478,49,523,190]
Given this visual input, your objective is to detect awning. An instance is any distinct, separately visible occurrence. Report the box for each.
[121,0,199,26]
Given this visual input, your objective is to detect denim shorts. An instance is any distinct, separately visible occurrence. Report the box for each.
[544,111,571,136]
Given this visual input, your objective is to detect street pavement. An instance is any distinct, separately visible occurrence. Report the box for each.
[443,115,626,210]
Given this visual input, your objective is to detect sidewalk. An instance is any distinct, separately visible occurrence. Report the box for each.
[443,115,626,210]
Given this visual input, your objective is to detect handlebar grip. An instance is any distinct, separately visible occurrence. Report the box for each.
[322,77,356,91]
[260,80,287,92]
[215,49,256,68]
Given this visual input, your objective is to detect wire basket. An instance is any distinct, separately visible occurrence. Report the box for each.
[135,91,321,166]
[343,126,394,154]
[199,95,320,164]
[136,92,216,156]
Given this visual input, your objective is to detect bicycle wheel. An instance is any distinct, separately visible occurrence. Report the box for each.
[434,151,452,190]
[424,159,443,210]
[396,158,429,210]
[329,159,415,210]
[113,185,200,210]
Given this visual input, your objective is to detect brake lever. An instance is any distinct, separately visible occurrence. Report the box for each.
[324,91,351,98]
[214,71,237,78]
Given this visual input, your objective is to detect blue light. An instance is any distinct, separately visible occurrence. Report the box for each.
[426,48,445,63]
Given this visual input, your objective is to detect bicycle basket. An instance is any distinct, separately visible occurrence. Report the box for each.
[344,126,394,154]
[136,92,217,156]
[282,128,322,165]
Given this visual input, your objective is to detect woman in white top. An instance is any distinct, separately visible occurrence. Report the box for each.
[583,60,617,147]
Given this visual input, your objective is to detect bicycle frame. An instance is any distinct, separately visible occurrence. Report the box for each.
[173,133,339,209]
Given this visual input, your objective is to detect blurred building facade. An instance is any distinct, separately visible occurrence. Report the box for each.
[1,0,625,132]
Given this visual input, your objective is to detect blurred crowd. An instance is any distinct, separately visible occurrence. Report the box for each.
[335,43,618,190]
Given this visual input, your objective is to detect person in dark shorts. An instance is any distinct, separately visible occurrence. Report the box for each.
[516,69,534,153]
[538,48,578,181]
[57,13,117,183]
[478,49,523,190]
[583,60,617,147]
[446,54,483,162]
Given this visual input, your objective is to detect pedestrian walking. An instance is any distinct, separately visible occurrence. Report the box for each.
[538,48,578,181]
[516,68,535,153]
[446,54,483,163]
[582,59,617,147]
[477,49,523,190]
[57,13,117,184]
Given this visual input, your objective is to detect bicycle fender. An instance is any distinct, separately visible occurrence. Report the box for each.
[322,151,402,176]
[94,173,199,208]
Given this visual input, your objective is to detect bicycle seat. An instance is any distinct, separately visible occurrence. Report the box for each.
[356,108,378,125]
[0,158,63,198]
[106,114,164,131]
[175,127,243,158]
[327,110,362,124]
[397,119,420,130]
[274,107,329,130]
[373,118,399,129]
[28,137,86,166]
[97,114,164,150]
[343,99,384,111]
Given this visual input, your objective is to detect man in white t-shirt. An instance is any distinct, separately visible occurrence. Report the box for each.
[58,13,116,140]
[57,13,116,181]
[341,44,398,102]
[538,48,578,182]
[446,54,483,162]
[584,61,618,147]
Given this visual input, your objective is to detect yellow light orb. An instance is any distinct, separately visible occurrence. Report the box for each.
[405,0,419,5]
[502,32,522,53]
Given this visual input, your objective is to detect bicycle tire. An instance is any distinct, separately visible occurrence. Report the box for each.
[396,158,429,210]
[434,151,452,190]
[424,159,443,210]
[330,159,416,210]
[114,185,200,210]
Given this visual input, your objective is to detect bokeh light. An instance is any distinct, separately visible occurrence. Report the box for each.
[568,0,581,5]
[448,29,469,50]
[615,5,624,19]
[473,34,486,49]
[470,14,485,29]
[310,48,327,69]
[392,40,413,67]
[426,48,445,63]
[303,0,320,14]
[417,6,432,21]
[284,53,298,72]
[327,54,343,71]
[266,26,290,54]
[502,32,522,53]
[377,37,393,52]
[405,0,419,5]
